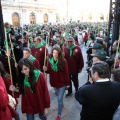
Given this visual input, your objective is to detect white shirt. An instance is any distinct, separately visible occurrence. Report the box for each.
[96,78,110,82]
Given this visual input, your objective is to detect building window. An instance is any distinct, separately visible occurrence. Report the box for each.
[30,12,36,25]
[89,13,92,20]
[12,12,20,26]
[100,13,104,20]
[43,14,48,23]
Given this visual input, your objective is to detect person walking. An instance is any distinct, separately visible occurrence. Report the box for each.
[23,47,40,70]
[43,47,70,120]
[31,37,48,72]
[64,36,84,97]
[18,58,50,120]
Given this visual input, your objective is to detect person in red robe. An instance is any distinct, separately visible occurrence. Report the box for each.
[18,58,50,120]
[31,37,48,72]
[64,36,84,97]
[23,47,40,70]
[0,61,20,120]
[53,33,64,53]
[71,28,79,45]
[43,47,70,120]
[0,75,18,120]
[83,32,88,46]
[0,61,19,98]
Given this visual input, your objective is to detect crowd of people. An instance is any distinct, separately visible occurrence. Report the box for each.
[0,21,120,120]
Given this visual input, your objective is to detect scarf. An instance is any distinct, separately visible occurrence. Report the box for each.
[66,44,76,56]
[24,70,40,94]
[72,33,77,37]
[53,37,57,41]
[49,57,58,72]
[29,55,36,63]
[41,40,46,45]
[6,28,11,34]
[30,42,34,46]
[34,42,44,49]
[58,42,63,46]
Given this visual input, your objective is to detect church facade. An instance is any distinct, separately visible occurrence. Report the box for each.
[1,0,57,27]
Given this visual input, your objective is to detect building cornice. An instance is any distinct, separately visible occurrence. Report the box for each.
[1,1,56,12]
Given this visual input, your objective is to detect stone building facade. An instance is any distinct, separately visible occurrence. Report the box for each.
[1,0,57,27]
[1,0,110,26]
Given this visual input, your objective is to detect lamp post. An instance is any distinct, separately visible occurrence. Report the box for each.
[0,0,5,48]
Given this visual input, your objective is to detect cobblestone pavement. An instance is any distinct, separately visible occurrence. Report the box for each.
[15,45,88,120]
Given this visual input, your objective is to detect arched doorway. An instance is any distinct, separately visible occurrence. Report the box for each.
[30,12,36,25]
[88,13,92,21]
[12,13,20,26]
[43,14,48,23]
[100,13,104,20]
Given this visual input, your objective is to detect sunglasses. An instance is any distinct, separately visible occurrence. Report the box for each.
[68,41,73,42]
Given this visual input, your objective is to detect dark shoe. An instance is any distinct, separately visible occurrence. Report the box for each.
[66,93,72,97]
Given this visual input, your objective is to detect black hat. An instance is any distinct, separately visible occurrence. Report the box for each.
[90,43,103,50]
[91,49,109,59]
[95,38,103,45]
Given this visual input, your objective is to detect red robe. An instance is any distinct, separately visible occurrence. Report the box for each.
[64,45,84,74]
[31,46,48,72]
[0,76,17,120]
[3,77,19,99]
[73,35,79,45]
[47,60,70,88]
[22,72,50,114]
[32,59,40,70]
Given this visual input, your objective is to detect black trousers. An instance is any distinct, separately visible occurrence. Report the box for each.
[68,73,79,93]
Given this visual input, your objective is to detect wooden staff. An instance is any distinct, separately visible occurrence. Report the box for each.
[5,28,14,97]
[44,36,48,76]
[9,34,17,63]
[28,37,30,48]
[9,34,19,89]
[47,30,50,46]
[114,37,120,69]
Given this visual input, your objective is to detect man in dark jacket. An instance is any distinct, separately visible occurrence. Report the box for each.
[75,61,120,120]
[14,34,23,63]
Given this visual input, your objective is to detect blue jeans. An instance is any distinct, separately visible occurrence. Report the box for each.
[26,113,47,120]
[14,110,20,120]
[113,105,120,120]
[54,86,66,116]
